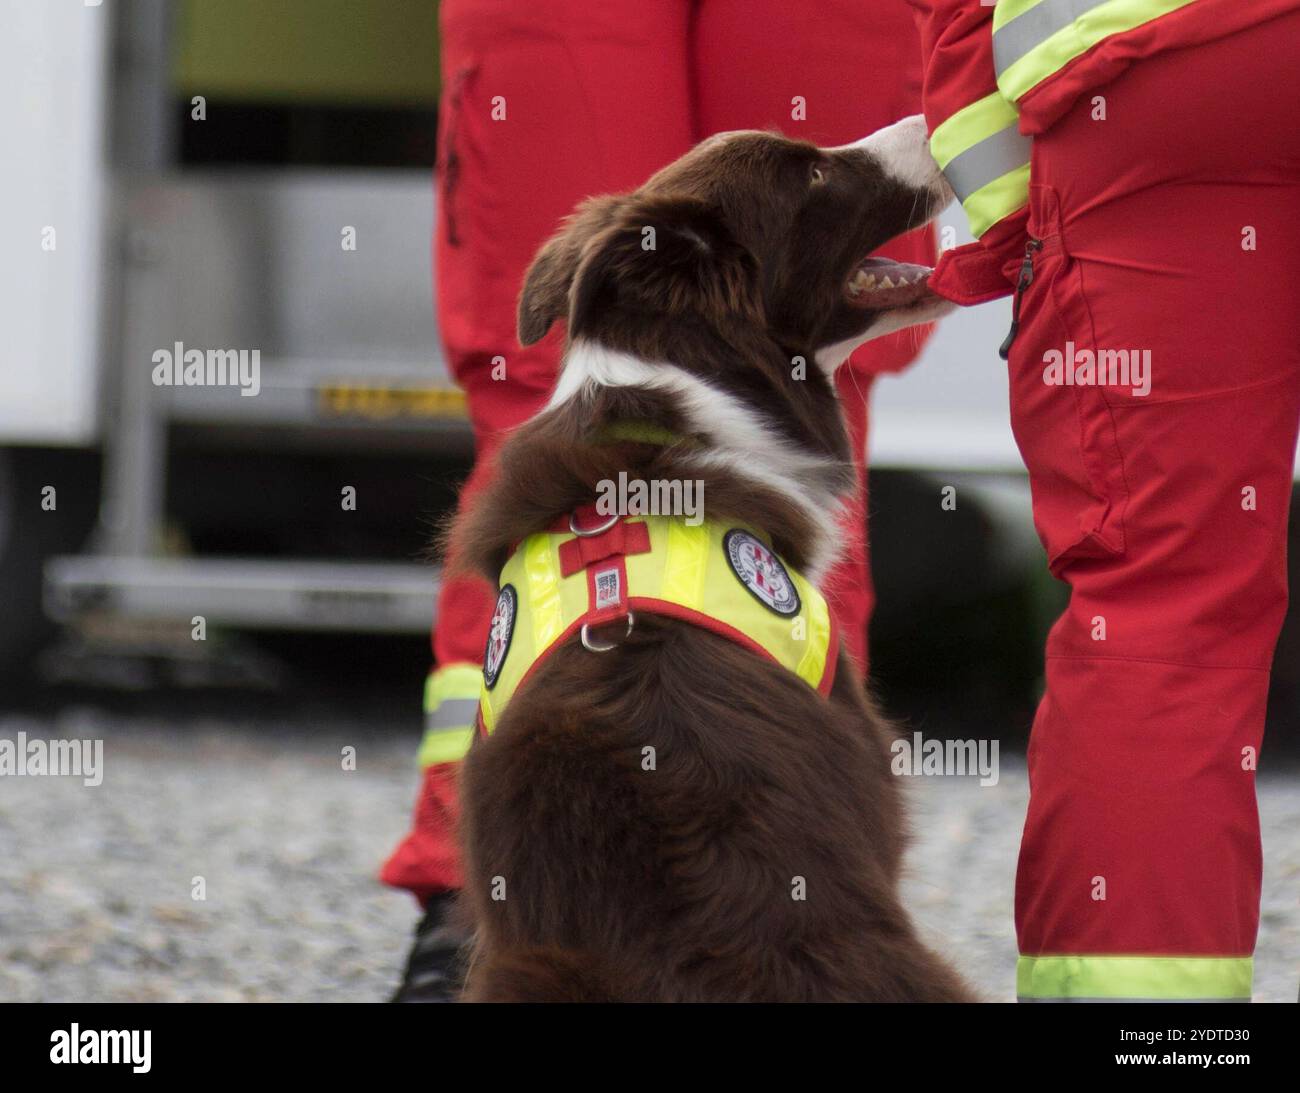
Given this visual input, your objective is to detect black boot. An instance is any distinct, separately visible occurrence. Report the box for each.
[390,892,471,1002]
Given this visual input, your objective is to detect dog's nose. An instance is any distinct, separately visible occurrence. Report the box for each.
[832,115,954,206]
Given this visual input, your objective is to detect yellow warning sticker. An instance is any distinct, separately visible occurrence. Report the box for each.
[318,384,468,420]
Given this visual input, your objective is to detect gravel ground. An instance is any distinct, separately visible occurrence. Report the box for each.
[1,709,1296,1003]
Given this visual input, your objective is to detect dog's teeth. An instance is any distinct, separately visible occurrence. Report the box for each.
[849,272,876,296]
[879,276,894,289]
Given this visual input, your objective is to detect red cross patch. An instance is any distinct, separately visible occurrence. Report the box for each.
[724,530,800,617]
[483,584,517,689]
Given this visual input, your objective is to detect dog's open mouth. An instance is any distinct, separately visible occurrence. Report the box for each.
[844,256,936,311]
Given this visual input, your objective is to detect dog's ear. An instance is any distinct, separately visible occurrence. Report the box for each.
[568,196,764,338]
[517,195,625,346]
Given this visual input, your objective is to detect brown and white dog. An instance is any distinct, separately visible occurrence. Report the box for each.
[448,116,973,1001]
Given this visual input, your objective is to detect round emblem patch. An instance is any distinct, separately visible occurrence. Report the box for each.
[483,584,517,689]
[724,529,801,617]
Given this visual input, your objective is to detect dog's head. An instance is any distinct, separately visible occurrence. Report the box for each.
[518,116,953,361]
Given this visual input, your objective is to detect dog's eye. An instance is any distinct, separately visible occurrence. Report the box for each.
[810,164,827,185]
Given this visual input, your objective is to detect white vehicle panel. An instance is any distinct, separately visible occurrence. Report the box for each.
[0,0,107,445]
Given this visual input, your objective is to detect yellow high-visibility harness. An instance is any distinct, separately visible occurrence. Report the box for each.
[476,510,838,735]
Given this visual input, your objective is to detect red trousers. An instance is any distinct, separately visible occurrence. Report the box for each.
[382,0,936,900]
[1011,13,1300,998]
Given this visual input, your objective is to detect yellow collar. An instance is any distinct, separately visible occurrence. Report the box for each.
[595,420,689,447]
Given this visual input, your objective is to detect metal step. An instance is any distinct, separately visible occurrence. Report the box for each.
[45,556,437,634]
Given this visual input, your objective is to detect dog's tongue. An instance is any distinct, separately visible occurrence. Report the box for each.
[845,256,935,309]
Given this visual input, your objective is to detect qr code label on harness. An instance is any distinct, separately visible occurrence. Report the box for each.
[594,567,621,610]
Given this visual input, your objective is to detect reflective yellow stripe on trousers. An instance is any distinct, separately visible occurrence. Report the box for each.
[1017,955,1253,1002]
[416,663,481,767]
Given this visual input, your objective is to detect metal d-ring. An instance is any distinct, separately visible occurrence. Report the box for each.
[569,510,620,537]
[581,612,636,653]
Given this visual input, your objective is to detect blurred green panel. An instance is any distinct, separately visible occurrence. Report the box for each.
[174,0,441,105]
